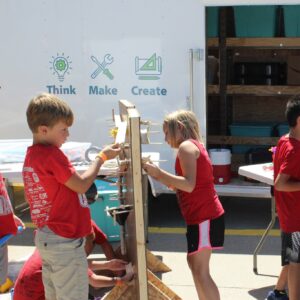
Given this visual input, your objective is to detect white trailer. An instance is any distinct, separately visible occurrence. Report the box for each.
[0,0,298,196]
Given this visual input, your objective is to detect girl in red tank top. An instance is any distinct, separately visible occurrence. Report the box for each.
[143,110,224,300]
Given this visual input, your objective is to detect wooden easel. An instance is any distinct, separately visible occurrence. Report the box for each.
[103,100,181,300]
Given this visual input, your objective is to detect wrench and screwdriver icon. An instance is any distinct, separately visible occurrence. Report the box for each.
[91,54,114,80]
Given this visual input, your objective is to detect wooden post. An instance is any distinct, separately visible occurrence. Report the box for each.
[103,100,181,300]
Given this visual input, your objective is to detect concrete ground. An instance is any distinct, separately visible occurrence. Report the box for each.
[6,194,283,300]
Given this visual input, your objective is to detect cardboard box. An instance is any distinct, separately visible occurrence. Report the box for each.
[287,56,300,85]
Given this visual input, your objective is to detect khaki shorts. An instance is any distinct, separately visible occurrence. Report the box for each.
[0,244,8,285]
[35,227,88,300]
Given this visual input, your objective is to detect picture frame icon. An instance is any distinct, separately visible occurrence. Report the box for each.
[135,53,162,80]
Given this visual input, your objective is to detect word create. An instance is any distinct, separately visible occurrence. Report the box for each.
[131,86,167,96]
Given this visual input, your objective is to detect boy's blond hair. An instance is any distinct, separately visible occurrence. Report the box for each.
[26,93,74,133]
[164,110,202,147]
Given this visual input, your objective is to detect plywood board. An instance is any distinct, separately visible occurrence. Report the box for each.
[146,250,171,273]
[115,121,127,144]
[119,100,148,300]
[147,270,182,300]
[114,247,171,274]
[103,270,182,300]
[105,100,180,300]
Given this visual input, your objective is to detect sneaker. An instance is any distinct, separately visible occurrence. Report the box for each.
[266,290,289,300]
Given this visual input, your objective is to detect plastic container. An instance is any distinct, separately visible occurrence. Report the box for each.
[206,7,219,37]
[209,149,231,185]
[234,5,277,37]
[283,5,300,37]
[229,122,275,154]
[230,123,274,136]
[89,190,120,242]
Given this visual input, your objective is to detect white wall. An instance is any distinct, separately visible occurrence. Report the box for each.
[0,0,206,194]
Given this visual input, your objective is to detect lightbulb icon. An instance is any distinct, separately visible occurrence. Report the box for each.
[50,53,72,82]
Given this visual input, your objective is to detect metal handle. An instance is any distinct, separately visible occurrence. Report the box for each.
[188,48,203,112]
[189,49,194,111]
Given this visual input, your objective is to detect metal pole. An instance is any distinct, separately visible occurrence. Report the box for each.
[189,48,194,111]
[253,195,277,274]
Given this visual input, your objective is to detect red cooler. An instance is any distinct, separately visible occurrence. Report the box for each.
[209,149,231,184]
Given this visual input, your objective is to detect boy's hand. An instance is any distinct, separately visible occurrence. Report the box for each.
[106,259,127,271]
[121,263,134,282]
[13,214,25,231]
[101,143,121,160]
[113,269,125,277]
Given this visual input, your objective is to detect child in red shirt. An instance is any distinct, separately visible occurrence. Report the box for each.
[13,220,128,300]
[22,93,120,300]
[143,110,224,300]
[273,95,300,300]
[0,172,24,291]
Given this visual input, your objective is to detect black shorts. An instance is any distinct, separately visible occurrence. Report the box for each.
[186,214,225,255]
[281,231,300,265]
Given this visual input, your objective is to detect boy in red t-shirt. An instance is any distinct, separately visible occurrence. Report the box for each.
[22,93,120,300]
[0,173,24,292]
[13,220,129,300]
[274,95,300,300]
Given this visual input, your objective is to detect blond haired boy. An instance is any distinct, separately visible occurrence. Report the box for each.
[22,93,120,300]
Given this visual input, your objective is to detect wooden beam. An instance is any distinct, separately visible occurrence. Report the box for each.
[111,100,184,300]
[102,282,133,300]
[148,282,173,300]
[207,135,279,145]
[102,270,182,300]
[115,121,127,144]
[118,100,148,300]
[208,85,300,96]
[147,270,182,300]
[208,37,300,48]
[114,247,171,274]
[146,249,171,273]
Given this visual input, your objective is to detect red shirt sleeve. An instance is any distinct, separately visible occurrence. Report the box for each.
[47,147,76,184]
[280,148,300,178]
[91,220,108,244]
[88,268,94,277]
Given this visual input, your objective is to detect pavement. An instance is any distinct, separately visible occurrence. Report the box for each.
[6,194,283,300]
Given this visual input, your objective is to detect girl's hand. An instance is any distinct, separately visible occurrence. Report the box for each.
[13,214,25,231]
[142,162,161,180]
